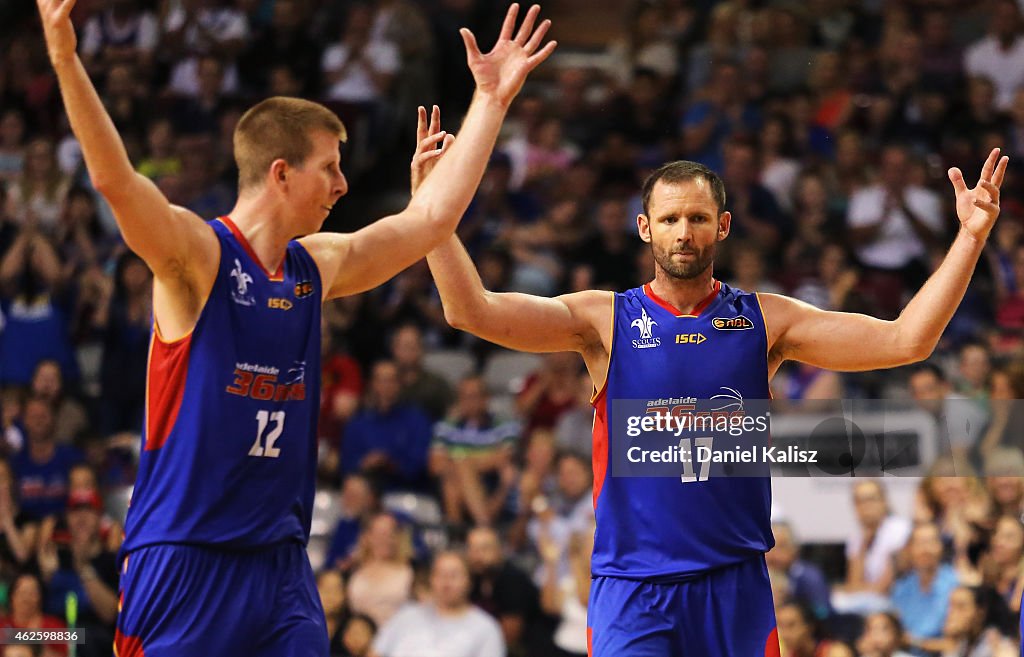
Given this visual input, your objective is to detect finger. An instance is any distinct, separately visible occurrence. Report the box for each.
[524,19,551,55]
[979,179,1000,204]
[418,131,447,152]
[58,0,76,18]
[974,199,999,216]
[948,167,968,196]
[460,28,482,60]
[499,3,520,42]
[980,147,1000,182]
[993,155,1009,188]
[429,104,441,136]
[440,133,456,154]
[416,106,427,143]
[526,40,558,69]
[515,4,541,46]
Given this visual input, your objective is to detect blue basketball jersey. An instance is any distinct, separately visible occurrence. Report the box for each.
[591,281,774,580]
[123,217,322,552]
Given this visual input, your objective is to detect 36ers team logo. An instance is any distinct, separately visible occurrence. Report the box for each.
[631,307,661,349]
[230,259,255,306]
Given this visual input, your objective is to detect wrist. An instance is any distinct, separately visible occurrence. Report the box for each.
[472,89,512,112]
[49,50,78,69]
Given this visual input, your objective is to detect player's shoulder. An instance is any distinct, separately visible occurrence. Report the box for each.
[752,292,814,328]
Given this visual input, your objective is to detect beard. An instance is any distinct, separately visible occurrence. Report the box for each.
[652,240,717,280]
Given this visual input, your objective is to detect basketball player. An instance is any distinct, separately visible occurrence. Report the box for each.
[35,0,556,654]
[412,115,1008,655]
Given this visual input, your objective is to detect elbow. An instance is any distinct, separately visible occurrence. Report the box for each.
[444,306,475,332]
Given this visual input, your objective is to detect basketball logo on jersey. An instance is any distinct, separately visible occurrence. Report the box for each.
[230,259,255,306]
[294,281,315,298]
[631,307,661,349]
[712,315,754,330]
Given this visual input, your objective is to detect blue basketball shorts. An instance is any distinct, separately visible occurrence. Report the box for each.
[587,555,780,657]
[115,542,328,657]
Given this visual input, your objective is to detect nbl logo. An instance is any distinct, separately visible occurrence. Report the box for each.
[631,307,661,349]
[712,315,754,330]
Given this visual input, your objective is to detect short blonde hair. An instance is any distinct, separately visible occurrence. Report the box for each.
[233,97,347,192]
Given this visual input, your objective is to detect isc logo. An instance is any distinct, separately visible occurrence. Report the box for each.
[268,298,293,310]
[675,333,706,344]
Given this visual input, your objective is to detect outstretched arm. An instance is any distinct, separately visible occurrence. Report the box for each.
[36,0,216,285]
[764,148,1009,372]
[306,4,557,299]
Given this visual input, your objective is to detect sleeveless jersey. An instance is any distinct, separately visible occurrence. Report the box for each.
[123,217,321,552]
[591,281,774,580]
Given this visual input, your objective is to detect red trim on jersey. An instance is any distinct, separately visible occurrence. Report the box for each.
[643,279,721,317]
[591,387,609,510]
[764,627,781,657]
[144,331,192,451]
[587,627,593,657]
[220,215,285,281]
[114,627,146,657]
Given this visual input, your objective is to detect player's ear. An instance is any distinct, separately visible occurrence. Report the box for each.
[270,159,289,185]
[637,214,651,243]
[717,211,731,241]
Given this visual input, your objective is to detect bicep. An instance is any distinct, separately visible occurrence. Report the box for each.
[467,290,610,355]
[765,294,916,372]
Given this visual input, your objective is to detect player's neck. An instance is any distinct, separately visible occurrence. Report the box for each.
[227,194,293,274]
[647,268,717,315]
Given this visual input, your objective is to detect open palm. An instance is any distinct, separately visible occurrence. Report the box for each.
[461,4,557,108]
[948,147,1009,241]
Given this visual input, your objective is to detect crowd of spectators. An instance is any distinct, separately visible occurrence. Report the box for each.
[2,0,1024,655]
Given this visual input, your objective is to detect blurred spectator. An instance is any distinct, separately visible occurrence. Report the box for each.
[938,585,1017,656]
[766,522,832,622]
[722,139,789,252]
[430,377,518,526]
[54,188,110,284]
[775,601,838,657]
[466,527,538,657]
[920,11,963,93]
[0,458,38,577]
[319,316,364,459]
[92,251,151,438]
[962,0,1024,112]
[856,611,915,657]
[539,521,593,657]
[982,447,1024,520]
[136,118,181,182]
[909,364,989,462]
[0,225,78,387]
[346,512,414,627]
[11,398,83,521]
[977,516,1024,612]
[605,2,678,90]
[993,243,1024,347]
[553,373,596,459]
[338,613,376,657]
[321,3,399,106]
[372,551,505,657]
[37,490,118,657]
[527,452,593,585]
[0,573,66,656]
[325,473,380,572]
[340,361,433,491]
[28,360,86,446]
[571,197,640,292]
[162,0,249,98]
[390,324,453,421]
[517,352,580,435]
[892,522,960,653]
[834,480,910,614]
[169,55,233,136]
[316,568,348,656]
[238,0,320,96]
[725,241,783,294]
[0,109,26,185]
[920,458,992,576]
[79,0,158,78]
[681,61,761,173]
[4,138,71,234]
[758,114,801,214]
[955,342,992,404]
[39,463,123,557]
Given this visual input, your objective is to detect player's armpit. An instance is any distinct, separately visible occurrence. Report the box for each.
[759,293,928,372]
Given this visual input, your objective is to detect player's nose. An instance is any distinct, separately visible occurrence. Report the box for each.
[335,172,348,197]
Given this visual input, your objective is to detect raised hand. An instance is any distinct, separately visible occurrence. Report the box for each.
[411,105,455,195]
[948,147,1010,242]
[36,0,78,64]
[460,4,557,108]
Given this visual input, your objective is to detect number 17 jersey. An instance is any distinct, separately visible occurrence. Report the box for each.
[122,217,322,553]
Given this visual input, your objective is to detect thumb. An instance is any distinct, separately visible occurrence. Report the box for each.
[460,28,481,61]
[948,167,968,196]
